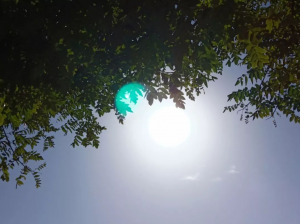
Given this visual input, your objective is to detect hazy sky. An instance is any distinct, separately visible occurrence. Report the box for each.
[1,65,300,224]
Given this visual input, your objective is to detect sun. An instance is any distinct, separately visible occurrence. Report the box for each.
[148,107,191,147]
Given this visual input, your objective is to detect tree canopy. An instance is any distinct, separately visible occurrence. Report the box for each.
[1,0,300,188]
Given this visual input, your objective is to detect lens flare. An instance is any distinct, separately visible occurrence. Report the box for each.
[115,83,145,116]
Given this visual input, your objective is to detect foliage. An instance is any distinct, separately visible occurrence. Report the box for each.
[223,0,300,126]
[0,0,299,187]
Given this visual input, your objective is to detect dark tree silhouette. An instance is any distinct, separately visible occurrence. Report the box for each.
[0,0,300,187]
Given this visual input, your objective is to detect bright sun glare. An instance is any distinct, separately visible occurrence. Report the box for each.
[148,107,191,147]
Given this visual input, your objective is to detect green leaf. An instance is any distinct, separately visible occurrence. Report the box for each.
[0,114,6,126]
[266,19,273,32]
[244,75,248,85]
[147,93,154,106]
[17,180,24,186]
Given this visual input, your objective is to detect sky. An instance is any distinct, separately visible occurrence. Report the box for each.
[1,65,300,224]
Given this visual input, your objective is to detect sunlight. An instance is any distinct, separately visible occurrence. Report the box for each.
[148,107,191,147]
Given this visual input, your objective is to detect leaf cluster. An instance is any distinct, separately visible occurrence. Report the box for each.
[1,0,300,187]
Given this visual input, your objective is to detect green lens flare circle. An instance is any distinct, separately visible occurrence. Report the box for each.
[115,83,145,116]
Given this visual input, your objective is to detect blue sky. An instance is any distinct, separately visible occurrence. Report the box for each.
[1,65,300,224]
